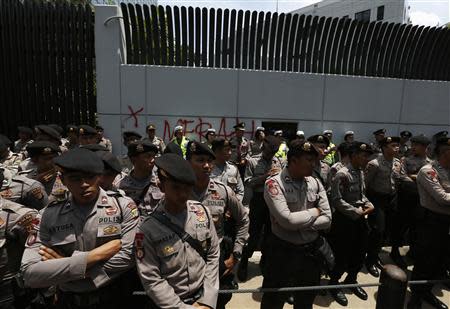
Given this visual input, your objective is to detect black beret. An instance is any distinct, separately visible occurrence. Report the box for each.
[26,141,60,157]
[95,125,104,131]
[186,141,216,160]
[211,138,231,152]
[78,125,98,136]
[96,151,122,174]
[155,153,196,185]
[264,136,282,153]
[400,131,412,138]
[54,148,104,174]
[35,125,61,141]
[337,142,352,156]
[288,140,319,158]
[410,135,430,145]
[81,144,108,152]
[435,136,450,148]
[233,122,245,131]
[18,126,33,136]
[163,141,183,157]
[380,136,401,146]
[307,134,330,147]
[123,131,142,139]
[349,142,374,154]
[0,135,12,146]
[48,124,64,135]
[128,140,158,157]
[373,128,386,135]
[433,131,448,139]
[66,124,78,133]
[0,142,8,153]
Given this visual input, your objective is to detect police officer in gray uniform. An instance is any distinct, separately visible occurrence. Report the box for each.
[261,140,332,309]
[120,131,142,174]
[210,138,245,202]
[407,136,450,309]
[1,166,48,211]
[238,136,284,282]
[307,135,332,192]
[0,167,39,309]
[21,148,139,309]
[187,141,249,309]
[144,124,166,155]
[229,123,250,180]
[135,153,220,309]
[328,142,375,306]
[364,136,405,277]
[116,141,163,216]
[14,126,34,155]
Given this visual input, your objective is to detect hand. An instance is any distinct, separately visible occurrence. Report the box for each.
[362,204,375,215]
[192,303,211,309]
[312,207,321,217]
[355,207,365,216]
[87,239,121,268]
[39,246,64,261]
[222,254,236,277]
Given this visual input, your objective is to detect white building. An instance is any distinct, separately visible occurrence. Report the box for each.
[290,0,410,24]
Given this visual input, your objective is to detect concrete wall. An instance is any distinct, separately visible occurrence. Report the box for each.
[95,5,450,155]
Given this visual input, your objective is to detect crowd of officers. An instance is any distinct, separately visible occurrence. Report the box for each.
[0,122,449,309]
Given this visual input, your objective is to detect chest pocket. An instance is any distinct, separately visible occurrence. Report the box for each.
[156,239,182,273]
[49,231,76,257]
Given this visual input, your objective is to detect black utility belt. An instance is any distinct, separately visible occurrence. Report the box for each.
[271,234,319,252]
[57,282,120,306]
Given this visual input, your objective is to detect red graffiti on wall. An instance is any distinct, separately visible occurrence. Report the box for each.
[163,117,255,141]
[124,106,144,128]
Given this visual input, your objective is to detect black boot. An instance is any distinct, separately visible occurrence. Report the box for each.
[330,288,348,306]
[423,292,448,309]
[237,258,248,282]
[365,264,379,278]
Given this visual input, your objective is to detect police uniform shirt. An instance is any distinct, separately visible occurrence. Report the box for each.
[399,142,411,158]
[135,200,219,309]
[1,198,39,282]
[210,162,245,201]
[24,170,68,204]
[14,139,33,155]
[116,172,158,205]
[137,185,164,218]
[401,155,431,177]
[249,140,264,156]
[21,188,139,291]
[264,167,332,245]
[330,164,373,220]
[191,180,249,255]
[365,156,403,195]
[18,158,36,173]
[1,151,22,176]
[98,137,113,152]
[313,160,331,188]
[144,136,166,155]
[119,155,133,174]
[245,154,285,193]
[0,174,48,210]
[416,161,450,216]
[229,136,250,163]
[327,161,345,188]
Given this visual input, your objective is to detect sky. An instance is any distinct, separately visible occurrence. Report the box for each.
[157,0,450,26]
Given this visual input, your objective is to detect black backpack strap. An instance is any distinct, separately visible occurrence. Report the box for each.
[151,211,208,262]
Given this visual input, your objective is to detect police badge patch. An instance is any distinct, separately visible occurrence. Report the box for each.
[135,233,145,260]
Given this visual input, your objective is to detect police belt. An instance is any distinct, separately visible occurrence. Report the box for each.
[270,233,320,253]
[57,281,121,307]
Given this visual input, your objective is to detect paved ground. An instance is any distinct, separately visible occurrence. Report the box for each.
[228,247,450,309]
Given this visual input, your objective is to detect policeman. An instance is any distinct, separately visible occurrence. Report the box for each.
[229,122,249,180]
[171,126,189,158]
[327,142,352,189]
[328,142,375,306]
[94,151,123,191]
[0,142,22,177]
[96,126,112,152]
[21,148,139,309]
[323,130,337,166]
[408,136,450,309]
[250,127,265,156]
[261,140,332,309]
[364,136,404,277]
[144,124,165,155]
[391,135,431,267]
[34,125,67,153]
[116,141,163,216]
[429,130,448,159]
[135,153,219,309]
[307,135,331,190]
[372,128,386,154]
[211,138,245,202]
[14,126,34,155]
[295,131,306,142]
[399,130,412,157]
[187,141,249,309]
[120,131,142,173]
[238,136,284,282]
[22,141,67,204]
[64,125,79,150]
[344,131,354,143]
[1,166,48,211]
[204,128,216,148]
[0,185,39,309]
[78,125,99,146]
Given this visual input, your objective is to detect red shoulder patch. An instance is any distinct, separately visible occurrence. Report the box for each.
[427,169,438,182]
[267,179,280,196]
